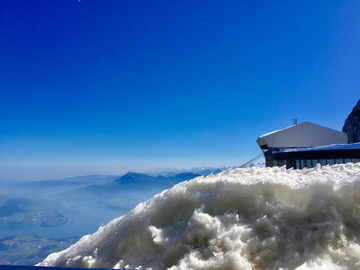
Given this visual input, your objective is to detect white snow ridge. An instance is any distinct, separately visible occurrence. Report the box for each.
[38,164,360,270]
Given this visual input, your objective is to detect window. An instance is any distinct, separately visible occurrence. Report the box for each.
[327,159,335,165]
[301,160,305,168]
[312,159,318,167]
[306,160,312,168]
[335,159,344,164]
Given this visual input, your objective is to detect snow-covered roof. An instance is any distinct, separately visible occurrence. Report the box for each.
[257,121,348,149]
[274,143,360,153]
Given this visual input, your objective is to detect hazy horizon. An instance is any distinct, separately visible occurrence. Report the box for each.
[0,163,246,181]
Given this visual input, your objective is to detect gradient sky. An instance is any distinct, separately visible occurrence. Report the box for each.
[1,0,360,180]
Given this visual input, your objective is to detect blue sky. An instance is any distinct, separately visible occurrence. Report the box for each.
[1,0,360,180]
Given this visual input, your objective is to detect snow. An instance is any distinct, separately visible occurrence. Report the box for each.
[258,123,300,138]
[258,128,281,138]
[275,142,360,153]
[38,163,360,270]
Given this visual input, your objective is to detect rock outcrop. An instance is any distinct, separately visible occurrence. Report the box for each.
[342,99,360,143]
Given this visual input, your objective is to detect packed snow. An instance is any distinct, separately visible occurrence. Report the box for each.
[38,163,360,270]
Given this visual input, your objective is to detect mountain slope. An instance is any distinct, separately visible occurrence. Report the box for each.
[54,172,201,207]
[80,172,201,193]
[343,99,360,143]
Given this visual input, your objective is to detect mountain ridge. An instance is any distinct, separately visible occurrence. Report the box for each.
[343,99,360,143]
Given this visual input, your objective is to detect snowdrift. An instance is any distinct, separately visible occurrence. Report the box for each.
[38,163,360,269]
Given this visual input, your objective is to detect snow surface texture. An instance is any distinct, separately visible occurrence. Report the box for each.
[38,164,360,270]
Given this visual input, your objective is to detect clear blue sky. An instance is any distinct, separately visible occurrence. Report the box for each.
[1,0,360,180]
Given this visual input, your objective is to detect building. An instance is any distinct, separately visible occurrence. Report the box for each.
[256,121,360,169]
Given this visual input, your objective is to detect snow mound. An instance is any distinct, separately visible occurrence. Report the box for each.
[38,163,360,270]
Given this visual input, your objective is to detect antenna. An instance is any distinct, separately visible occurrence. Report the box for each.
[291,118,298,125]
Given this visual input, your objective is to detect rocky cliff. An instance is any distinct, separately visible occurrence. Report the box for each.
[342,99,360,143]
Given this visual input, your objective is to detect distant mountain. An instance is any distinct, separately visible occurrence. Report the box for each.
[151,164,265,176]
[84,172,201,192]
[56,172,202,203]
[49,167,265,214]
[343,99,360,143]
[152,166,234,177]
[25,174,120,188]
[110,172,166,186]
[247,162,265,168]
[20,175,120,196]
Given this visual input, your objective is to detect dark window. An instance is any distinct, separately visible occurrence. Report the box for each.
[312,159,318,167]
[335,159,344,164]
[301,160,305,168]
[306,160,312,168]
[327,159,335,165]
